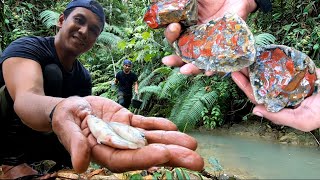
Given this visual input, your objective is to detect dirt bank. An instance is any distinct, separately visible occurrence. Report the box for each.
[199,118,319,147]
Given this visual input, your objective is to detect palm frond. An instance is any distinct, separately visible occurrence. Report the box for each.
[39,10,59,29]
[254,33,276,46]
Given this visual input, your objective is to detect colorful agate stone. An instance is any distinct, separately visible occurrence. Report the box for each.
[173,13,256,72]
[143,0,198,29]
[249,45,319,112]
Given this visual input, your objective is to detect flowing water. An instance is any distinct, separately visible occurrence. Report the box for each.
[189,131,320,179]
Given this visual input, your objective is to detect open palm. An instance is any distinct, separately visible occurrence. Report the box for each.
[52,96,204,173]
[232,69,320,132]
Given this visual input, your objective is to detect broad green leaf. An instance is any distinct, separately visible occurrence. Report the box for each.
[129,173,143,180]
[117,41,127,50]
[144,53,154,62]
[141,31,151,40]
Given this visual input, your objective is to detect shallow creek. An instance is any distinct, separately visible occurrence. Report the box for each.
[189,131,320,179]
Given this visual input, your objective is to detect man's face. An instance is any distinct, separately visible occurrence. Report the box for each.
[123,64,132,73]
[57,7,102,55]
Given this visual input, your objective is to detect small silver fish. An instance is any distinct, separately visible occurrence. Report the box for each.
[109,122,147,148]
[86,115,146,149]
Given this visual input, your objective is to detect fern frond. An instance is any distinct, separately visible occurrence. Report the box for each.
[169,80,204,118]
[139,85,161,95]
[134,39,149,50]
[160,69,188,99]
[97,32,122,47]
[172,90,207,131]
[139,66,172,89]
[138,85,162,110]
[169,80,206,131]
[153,66,172,74]
[104,23,125,36]
[254,33,276,46]
[92,81,110,95]
[200,90,218,108]
[39,10,59,29]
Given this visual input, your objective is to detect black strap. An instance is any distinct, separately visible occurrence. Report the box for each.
[49,105,57,126]
[254,0,272,13]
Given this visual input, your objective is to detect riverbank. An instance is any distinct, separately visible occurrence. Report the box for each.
[190,129,320,179]
[198,118,319,147]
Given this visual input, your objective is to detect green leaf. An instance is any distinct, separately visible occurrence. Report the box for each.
[183,169,191,180]
[314,43,319,50]
[303,3,313,14]
[144,53,154,61]
[39,10,59,29]
[152,172,162,180]
[165,170,173,180]
[175,168,184,180]
[254,33,276,46]
[129,173,143,180]
[117,41,127,50]
[191,172,204,180]
[26,3,34,9]
[141,31,151,40]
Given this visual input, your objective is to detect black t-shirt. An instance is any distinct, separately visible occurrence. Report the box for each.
[0,36,92,97]
[116,70,138,95]
[0,36,92,165]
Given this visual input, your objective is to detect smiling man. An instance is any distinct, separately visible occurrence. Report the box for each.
[0,0,105,177]
[0,0,204,179]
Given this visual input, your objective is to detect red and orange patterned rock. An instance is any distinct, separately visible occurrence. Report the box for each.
[143,0,198,29]
[173,13,256,72]
[249,45,319,112]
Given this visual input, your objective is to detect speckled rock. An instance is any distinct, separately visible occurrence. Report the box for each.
[173,13,256,72]
[249,45,319,112]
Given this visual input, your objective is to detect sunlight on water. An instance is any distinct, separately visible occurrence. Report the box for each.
[189,131,320,179]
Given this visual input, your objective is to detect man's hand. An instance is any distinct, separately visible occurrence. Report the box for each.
[162,0,257,75]
[231,69,320,132]
[84,96,203,173]
[51,96,204,173]
[51,96,92,173]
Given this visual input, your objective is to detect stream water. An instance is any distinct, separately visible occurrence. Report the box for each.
[189,131,320,179]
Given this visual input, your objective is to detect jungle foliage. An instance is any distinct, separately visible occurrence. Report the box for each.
[1,0,319,132]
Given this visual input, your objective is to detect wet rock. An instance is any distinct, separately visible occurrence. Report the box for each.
[173,13,256,72]
[279,132,299,145]
[144,0,198,29]
[249,45,319,112]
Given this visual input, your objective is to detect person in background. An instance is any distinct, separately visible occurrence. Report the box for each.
[115,59,139,109]
[163,0,320,132]
[0,0,203,179]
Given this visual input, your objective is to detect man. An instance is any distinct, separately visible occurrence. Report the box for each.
[0,0,203,178]
[115,59,138,109]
